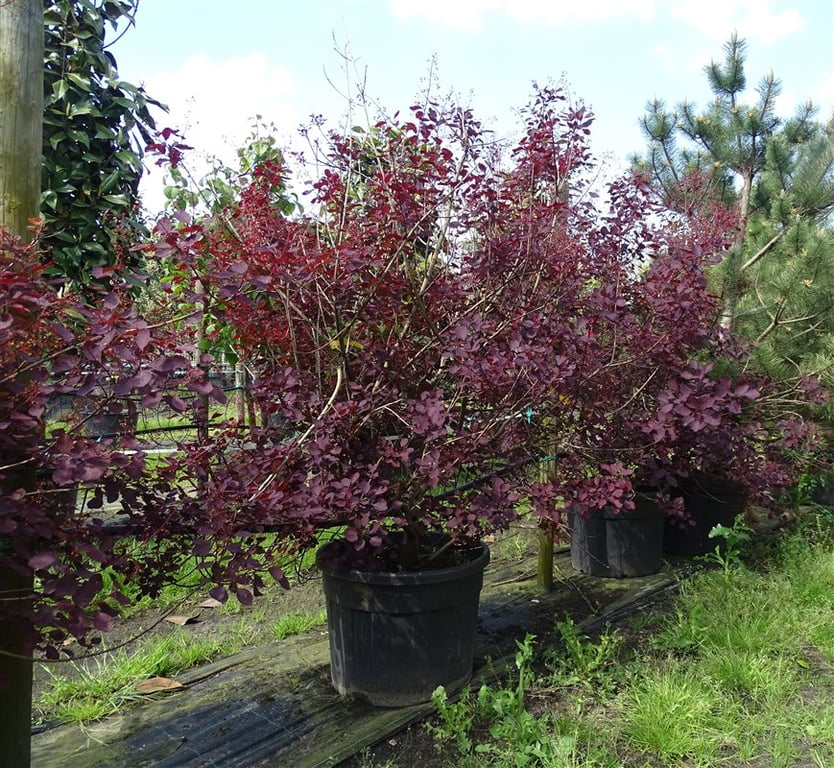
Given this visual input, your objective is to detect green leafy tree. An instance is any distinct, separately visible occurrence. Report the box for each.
[147,119,299,427]
[160,117,295,216]
[42,0,163,287]
[634,34,834,396]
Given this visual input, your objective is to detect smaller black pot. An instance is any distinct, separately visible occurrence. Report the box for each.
[80,396,138,441]
[664,475,746,556]
[569,494,665,578]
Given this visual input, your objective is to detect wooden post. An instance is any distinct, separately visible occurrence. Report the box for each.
[235,360,246,424]
[0,535,35,768]
[537,526,554,592]
[0,0,43,240]
[537,452,557,592]
[0,1,44,765]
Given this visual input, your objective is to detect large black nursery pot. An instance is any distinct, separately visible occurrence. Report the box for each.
[569,493,665,578]
[663,474,746,556]
[316,538,489,707]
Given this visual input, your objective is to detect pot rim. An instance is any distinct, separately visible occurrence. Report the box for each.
[316,538,490,586]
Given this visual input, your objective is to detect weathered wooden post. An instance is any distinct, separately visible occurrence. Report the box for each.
[537,453,557,592]
[0,0,44,765]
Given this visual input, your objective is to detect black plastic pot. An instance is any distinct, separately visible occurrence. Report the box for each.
[81,396,138,441]
[316,540,489,707]
[569,494,665,578]
[664,475,746,556]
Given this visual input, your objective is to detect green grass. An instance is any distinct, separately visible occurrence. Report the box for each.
[622,661,721,763]
[271,608,327,639]
[425,507,834,768]
[46,397,241,447]
[36,507,834,764]
[36,603,329,726]
[98,547,207,618]
[36,633,227,724]
[35,536,328,725]
[93,530,318,619]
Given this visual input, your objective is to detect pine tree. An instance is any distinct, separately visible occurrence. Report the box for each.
[634,34,834,398]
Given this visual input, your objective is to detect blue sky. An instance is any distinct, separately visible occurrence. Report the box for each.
[110,0,834,212]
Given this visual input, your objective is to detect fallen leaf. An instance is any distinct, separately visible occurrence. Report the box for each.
[164,614,201,626]
[197,597,223,609]
[136,677,183,694]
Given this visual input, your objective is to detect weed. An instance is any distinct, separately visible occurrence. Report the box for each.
[429,685,477,755]
[474,635,539,749]
[354,747,396,768]
[791,471,824,509]
[699,518,752,575]
[652,598,706,654]
[794,502,834,547]
[430,634,550,763]
[548,616,622,695]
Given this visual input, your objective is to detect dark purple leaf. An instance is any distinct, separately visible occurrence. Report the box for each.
[28,552,58,570]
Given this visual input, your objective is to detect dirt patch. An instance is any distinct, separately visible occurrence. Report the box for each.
[338,723,460,768]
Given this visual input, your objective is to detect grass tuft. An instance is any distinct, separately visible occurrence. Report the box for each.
[271,608,327,639]
[36,633,225,724]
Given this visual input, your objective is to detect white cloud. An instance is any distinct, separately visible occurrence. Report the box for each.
[652,43,715,80]
[504,0,656,24]
[146,52,297,162]
[666,0,805,44]
[139,52,298,214]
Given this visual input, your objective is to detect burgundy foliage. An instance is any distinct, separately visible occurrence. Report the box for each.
[0,85,819,656]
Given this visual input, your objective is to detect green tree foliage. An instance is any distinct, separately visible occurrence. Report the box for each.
[146,120,299,427]
[42,0,163,287]
[160,118,295,217]
[634,35,834,396]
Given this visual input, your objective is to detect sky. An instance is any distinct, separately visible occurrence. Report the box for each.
[108,0,834,213]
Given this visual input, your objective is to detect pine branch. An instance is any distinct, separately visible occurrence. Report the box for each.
[741,228,784,272]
